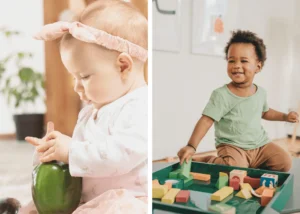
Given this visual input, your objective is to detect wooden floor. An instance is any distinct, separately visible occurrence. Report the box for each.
[153,138,300,163]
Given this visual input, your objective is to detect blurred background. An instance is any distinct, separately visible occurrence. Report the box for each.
[0,0,147,206]
[153,0,300,161]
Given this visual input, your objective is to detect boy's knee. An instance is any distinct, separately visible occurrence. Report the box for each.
[278,155,292,172]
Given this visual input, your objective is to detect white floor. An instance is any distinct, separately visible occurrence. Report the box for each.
[0,140,35,206]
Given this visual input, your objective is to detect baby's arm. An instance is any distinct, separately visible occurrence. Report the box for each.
[262,108,299,122]
[69,102,147,178]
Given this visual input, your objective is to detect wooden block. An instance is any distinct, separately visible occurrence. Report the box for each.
[178,159,192,179]
[236,189,252,199]
[209,203,236,214]
[169,169,181,179]
[161,188,181,204]
[244,176,260,189]
[260,173,278,188]
[211,186,234,201]
[230,170,247,184]
[240,183,253,191]
[216,173,229,189]
[152,179,160,186]
[190,172,211,181]
[175,190,190,203]
[255,186,266,195]
[152,185,168,199]
[220,172,228,177]
[261,188,275,206]
[164,181,172,190]
[229,177,240,190]
[183,175,194,188]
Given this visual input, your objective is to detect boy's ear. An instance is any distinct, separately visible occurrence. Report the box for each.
[116,53,133,78]
[256,61,262,73]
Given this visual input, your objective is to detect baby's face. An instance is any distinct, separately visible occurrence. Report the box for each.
[226,43,261,85]
[60,40,131,109]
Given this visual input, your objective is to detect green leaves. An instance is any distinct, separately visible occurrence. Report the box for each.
[19,67,34,83]
[0,28,45,109]
[0,28,20,38]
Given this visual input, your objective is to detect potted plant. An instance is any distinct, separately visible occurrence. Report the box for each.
[0,28,45,140]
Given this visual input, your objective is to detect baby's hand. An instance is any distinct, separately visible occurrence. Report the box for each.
[35,131,72,163]
[286,111,299,123]
[26,122,71,164]
[177,145,196,165]
[26,121,54,145]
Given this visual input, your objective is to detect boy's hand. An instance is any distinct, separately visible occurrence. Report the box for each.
[177,146,196,165]
[286,111,299,123]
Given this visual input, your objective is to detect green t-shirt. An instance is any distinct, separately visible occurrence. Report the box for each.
[202,84,270,150]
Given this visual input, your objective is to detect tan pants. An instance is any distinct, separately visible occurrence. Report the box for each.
[192,142,292,172]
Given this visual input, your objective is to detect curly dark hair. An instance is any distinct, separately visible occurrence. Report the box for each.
[224,30,267,67]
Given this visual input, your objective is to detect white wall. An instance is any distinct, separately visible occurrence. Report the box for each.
[0,0,45,134]
[153,0,299,160]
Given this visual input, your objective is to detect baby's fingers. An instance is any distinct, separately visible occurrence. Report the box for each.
[25,137,41,146]
[40,153,56,163]
[46,122,55,135]
[40,147,55,160]
[37,139,56,152]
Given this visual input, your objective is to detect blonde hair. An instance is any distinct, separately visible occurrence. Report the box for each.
[61,0,148,54]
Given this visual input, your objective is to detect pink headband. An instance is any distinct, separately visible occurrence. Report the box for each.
[34,21,148,62]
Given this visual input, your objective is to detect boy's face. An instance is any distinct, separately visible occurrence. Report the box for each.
[60,40,131,109]
[227,43,261,85]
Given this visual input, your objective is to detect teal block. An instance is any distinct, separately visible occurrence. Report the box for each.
[169,169,181,179]
[183,175,194,188]
[178,173,189,180]
[179,159,192,179]
[173,179,184,189]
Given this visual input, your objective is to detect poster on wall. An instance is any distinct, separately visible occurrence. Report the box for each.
[153,0,181,52]
[192,0,228,57]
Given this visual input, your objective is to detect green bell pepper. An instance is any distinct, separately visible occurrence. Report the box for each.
[32,161,82,214]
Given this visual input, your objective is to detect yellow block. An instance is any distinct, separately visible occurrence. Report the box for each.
[190,172,211,181]
[211,186,234,201]
[161,188,181,204]
[240,183,253,191]
[152,185,168,199]
[219,172,228,177]
[236,189,252,199]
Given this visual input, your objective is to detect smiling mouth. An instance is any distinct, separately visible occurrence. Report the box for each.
[232,72,244,75]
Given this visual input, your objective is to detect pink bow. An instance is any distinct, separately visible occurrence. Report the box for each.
[34,21,148,62]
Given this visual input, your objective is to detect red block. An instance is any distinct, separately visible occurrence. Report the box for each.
[175,190,190,203]
[229,177,240,190]
[244,176,260,189]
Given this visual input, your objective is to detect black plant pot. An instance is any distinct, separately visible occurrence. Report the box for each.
[13,114,44,141]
